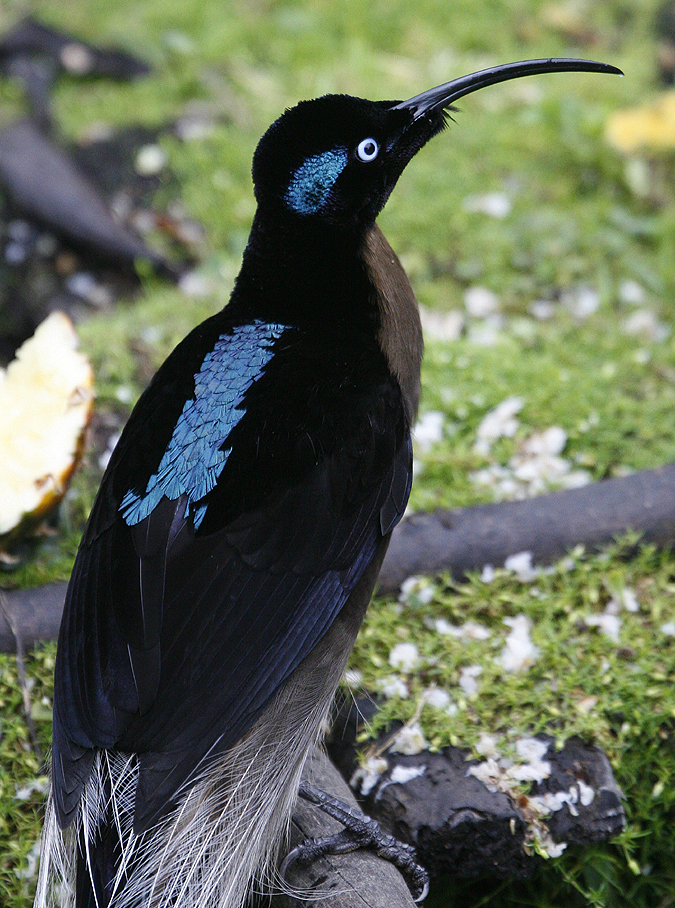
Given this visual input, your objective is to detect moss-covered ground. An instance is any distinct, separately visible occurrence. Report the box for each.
[1,0,675,905]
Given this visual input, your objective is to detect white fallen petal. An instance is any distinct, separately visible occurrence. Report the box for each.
[459,664,482,695]
[377,675,409,699]
[399,575,435,604]
[388,642,421,673]
[464,285,500,318]
[504,551,538,582]
[562,286,599,320]
[622,308,670,342]
[499,614,540,672]
[480,563,496,583]
[422,686,451,709]
[413,410,445,452]
[462,192,512,219]
[621,587,640,613]
[351,756,389,796]
[475,733,501,759]
[578,780,595,806]
[515,737,549,763]
[474,396,524,455]
[390,764,426,785]
[619,279,645,305]
[521,426,567,457]
[467,758,502,791]
[390,723,429,755]
[419,306,464,341]
[584,613,622,643]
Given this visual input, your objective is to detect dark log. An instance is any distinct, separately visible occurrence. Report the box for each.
[0,120,173,274]
[0,582,67,652]
[277,747,416,907]
[3,464,675,652]
[378,463,675,594]
[0,17,151,80]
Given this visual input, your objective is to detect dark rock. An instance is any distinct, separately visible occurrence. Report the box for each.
[534,736,626,846]
[327,701,625,881]
[367,749,529,879]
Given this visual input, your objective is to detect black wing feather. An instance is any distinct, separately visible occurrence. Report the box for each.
[52,316,411,831]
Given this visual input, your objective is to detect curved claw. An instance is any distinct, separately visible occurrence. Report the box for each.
[279,844,302,879]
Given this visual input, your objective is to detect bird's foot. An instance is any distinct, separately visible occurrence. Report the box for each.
[281,780,429,902]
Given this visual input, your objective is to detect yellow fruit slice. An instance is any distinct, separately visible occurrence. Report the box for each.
[0,312,94,540]
[605,91,675,154]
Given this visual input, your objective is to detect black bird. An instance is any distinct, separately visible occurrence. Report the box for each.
[36,57,620,908]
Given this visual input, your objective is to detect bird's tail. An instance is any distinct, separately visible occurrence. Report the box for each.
[34,653,343,908]
[73,817,122,908]
[35,752,138,908]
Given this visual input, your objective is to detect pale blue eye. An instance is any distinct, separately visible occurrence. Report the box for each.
[357,138,379,162]
[285,147,348,215]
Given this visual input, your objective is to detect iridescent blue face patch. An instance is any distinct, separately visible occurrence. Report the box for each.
[285,147,348,215]
[120,320,286,531]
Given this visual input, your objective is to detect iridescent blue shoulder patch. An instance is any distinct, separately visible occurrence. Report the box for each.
[285,147,348,215]
[120,320,286,530]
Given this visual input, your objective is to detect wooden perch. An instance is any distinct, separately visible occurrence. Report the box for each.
[277,747,416,908]
[378,462,675,594]
[2,463,675,652]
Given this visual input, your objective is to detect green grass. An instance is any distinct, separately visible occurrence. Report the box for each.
[2,0,675,904]
[351,541,675,905]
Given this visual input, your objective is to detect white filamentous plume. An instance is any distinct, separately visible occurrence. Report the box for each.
[35,614,350,908]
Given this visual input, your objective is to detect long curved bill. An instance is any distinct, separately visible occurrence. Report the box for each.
[393,58,623,120]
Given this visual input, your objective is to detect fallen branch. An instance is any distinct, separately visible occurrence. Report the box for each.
[0,590,43,761]
[0,120,173,273]
[378,463,675,594]
[2,464,675,652]
[0,581,67,653]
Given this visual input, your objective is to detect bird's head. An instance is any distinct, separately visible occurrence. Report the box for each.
[252,58,621,233]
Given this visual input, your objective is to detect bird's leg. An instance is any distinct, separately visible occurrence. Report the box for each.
[281,780,429,902]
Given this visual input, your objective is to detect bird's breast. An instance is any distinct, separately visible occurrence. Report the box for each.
[361,225,424,427]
